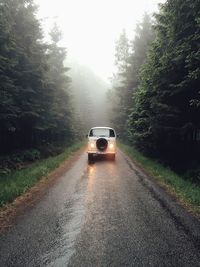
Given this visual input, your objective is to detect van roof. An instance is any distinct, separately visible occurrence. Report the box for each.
[90,126,115,130]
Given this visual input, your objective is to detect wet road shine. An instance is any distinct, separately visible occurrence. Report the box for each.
[0,150,200,266]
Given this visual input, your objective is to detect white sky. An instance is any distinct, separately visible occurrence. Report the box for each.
[35,0,166,82]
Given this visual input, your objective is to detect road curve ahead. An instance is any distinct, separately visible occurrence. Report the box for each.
[0,150,200,267]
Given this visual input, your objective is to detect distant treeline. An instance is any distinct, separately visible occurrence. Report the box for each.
[109,0,200,169]
[0,0,76,154]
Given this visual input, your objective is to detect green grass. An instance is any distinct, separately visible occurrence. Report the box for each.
[0,142,84,207]
[119,142,200,214]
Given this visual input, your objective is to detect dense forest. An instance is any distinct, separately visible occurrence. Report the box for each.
[1,0,200,181]
[0,0,109,162]
[109,0,200,176]
[0,0,76,156]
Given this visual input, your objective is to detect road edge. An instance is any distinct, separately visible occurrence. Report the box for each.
[0,146,85,233]
[119,149,200,249]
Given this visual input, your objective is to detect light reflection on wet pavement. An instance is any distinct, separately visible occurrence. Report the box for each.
[0,151,200,267]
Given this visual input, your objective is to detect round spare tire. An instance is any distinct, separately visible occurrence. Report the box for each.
[96,138,108,151]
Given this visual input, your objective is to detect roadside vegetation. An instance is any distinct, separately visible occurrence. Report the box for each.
[1,0,199,213]
[119,143,200,215]
[0,0,107,208]
[0,142,83,208]
[109,1,200,192]
[0,0,78,154]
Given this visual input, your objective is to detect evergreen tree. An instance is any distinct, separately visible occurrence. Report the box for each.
[110,15,154,138]
[0,0,18,148]
[109,29,130,137]
[128,0,200,163]
[46,23,73,144]
[0,1,75,154]
[0,0,50,151]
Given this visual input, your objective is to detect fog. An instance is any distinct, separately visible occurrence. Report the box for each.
[35,0,165,129]
[1,1,199,263]
[36,0,165,81]
[68,59,110,130]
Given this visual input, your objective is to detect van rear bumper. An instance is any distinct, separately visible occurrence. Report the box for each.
[87,151,116,155]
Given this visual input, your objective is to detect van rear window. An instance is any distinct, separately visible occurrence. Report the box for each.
[89,128,115,137]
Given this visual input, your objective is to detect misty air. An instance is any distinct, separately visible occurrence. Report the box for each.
[0,0,200,266]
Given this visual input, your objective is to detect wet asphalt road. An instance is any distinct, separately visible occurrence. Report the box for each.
[0,150,200,267]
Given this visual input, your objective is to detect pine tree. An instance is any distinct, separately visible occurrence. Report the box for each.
[128,0,200,162]
[109,15,154,139]
[0,0,50,151]
[46,23,74,144]
[0,1,75,153]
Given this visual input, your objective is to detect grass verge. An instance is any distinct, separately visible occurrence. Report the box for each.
[119,142,200,215]
[0,142,84,208]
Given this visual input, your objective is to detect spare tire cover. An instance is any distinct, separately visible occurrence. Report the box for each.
[96,138,108,151]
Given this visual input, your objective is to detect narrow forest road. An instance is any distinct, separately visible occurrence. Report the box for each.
[0,150,200,267]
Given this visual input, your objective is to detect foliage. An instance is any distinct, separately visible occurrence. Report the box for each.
[109,14,154,138]
[128,0,200,164]
[0,0,75,155]
[0,142,83,207]
[120,142,200,214]
[185,167,200,185]
[0,149,41,172]
[45,23,74,144]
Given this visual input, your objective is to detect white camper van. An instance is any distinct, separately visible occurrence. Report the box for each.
[87,127,117,162]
